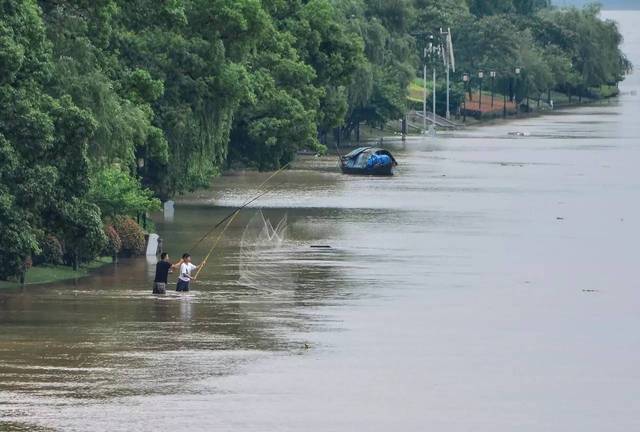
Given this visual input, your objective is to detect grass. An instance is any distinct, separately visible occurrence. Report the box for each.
[592,84,619,99]
[408,78,429,103]
[0,257,112,289]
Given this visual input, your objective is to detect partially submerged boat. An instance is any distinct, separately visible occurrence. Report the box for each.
[339,147,398,176]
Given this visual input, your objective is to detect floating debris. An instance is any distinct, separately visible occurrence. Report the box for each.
[310,245,332,249]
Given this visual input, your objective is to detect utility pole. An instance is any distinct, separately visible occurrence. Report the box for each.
[432,62,436,135]
[426,35,441,136]
[423,47,427,133]
[440,28,456,120]
[445,56,450,119]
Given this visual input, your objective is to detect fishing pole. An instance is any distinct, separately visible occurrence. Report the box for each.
[188,162,291,252]
[192,178,288,279]
[193,209,240,280]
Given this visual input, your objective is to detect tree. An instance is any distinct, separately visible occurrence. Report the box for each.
[283,0,364,135]
[88,167,161,219]
[113,0,267,194]
[56,199,107,270]
[541,5,631,96]
[0,0,104,279]
[513,0,549,15]
[413,0,471,35]
[468,0,514,16]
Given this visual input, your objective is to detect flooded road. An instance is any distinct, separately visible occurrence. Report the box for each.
[2,10,640,432]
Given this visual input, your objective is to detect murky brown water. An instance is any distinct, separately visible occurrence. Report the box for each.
[2,11,640,432]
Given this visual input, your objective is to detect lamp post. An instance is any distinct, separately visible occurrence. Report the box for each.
[137,157,147,229]
[463,73,469,123]
[423,46,428,133]
[427,35,439,136]
[478,71,484,115]
[490,71,496,109]
[503,76,508,118]
[440,27,455,120]
[515,67,521,114]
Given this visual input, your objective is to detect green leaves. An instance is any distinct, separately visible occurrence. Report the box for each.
[0,0,106,279]
[228,16,322,169]
[56,198,107,267]
[89,167,160,218]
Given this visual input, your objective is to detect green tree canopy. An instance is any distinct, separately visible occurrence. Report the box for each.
[89,167,161,219]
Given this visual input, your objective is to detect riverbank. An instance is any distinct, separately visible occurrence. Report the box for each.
[331,88,622,147]
[0,257,113,289]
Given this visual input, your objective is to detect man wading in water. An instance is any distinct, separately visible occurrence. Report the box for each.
[176,253,204,292]
[153,253,181,294]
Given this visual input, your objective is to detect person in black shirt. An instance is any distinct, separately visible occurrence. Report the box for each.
[153,252,181,294]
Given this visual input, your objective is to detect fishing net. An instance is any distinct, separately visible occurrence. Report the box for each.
[238,211,292,292]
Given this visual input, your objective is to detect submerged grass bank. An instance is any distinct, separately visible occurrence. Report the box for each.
[0,257,113,289]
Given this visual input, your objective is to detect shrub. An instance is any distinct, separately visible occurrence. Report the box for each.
[40,235,64,265]
[102,225,122,256]
[112,216,145,256]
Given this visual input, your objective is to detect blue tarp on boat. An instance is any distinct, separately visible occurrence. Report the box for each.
[340,147,397,176]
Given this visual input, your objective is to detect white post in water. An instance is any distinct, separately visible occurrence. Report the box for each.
[146,233,159,256]
[163,200,175,222]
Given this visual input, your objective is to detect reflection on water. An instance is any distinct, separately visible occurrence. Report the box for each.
[2,9,640,432]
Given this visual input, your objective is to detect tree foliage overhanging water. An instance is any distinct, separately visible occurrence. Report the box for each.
[0,0,631,279]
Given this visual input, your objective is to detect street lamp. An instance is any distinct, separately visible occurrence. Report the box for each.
[462,73,469,123]
[515,67,521,114]
[478,71,484,115]
[429,35,440,136]
[440,27,454,121]
[503,73,508,119]
[423,44,429,132]
[490,71,496,109]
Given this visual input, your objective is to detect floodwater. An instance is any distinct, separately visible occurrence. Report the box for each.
[2,11,640,432]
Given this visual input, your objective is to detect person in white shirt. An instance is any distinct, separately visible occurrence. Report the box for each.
[176,253,204,292]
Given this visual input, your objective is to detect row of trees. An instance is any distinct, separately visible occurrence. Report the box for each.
[450,2,631,114]
[0,0,631,280]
